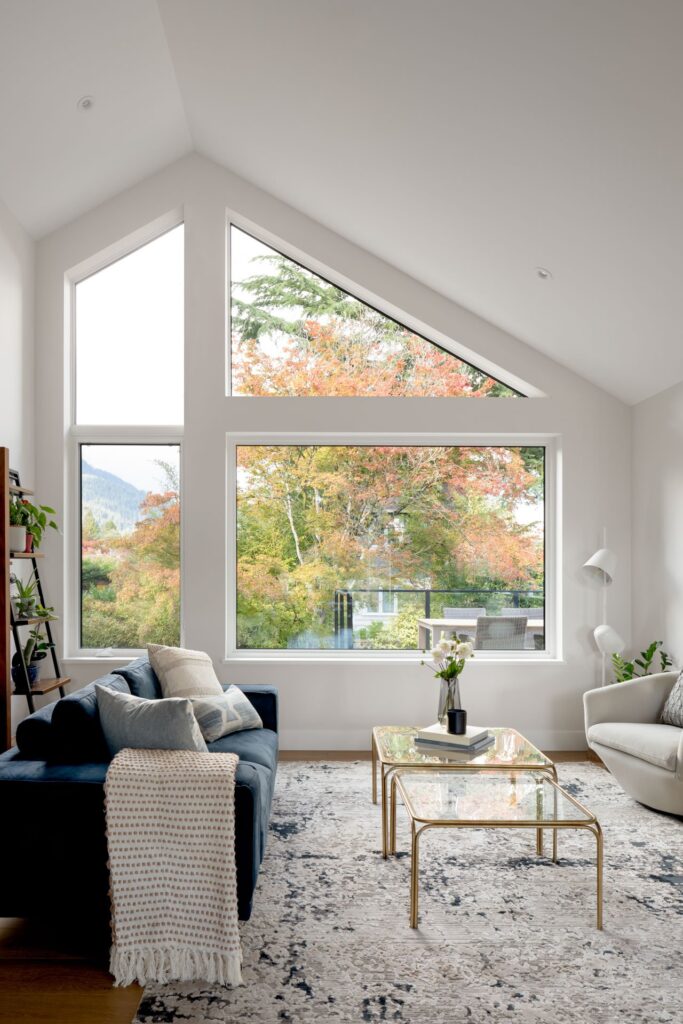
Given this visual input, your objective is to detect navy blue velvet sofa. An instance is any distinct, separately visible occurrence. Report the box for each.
[0,658,278,932]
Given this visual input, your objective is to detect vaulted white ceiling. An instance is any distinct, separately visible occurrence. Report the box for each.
[1,0,682,404]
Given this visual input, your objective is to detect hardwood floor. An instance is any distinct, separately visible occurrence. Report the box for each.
[0,750,598,1024]
[0,918,141,1024]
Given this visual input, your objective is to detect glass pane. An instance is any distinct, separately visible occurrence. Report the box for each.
[235,445,544,650]
[374,726,551,768]
[230,226,519,397]
[397,772,592,824]
[76,226,184,424]
[81,444,180,649]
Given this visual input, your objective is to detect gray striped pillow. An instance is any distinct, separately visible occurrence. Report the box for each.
[661,671,683,727]
[190,686,263,743]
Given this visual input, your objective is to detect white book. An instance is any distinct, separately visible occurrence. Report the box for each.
[416,722,489,747]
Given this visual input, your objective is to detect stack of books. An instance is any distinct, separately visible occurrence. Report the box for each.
[414,722,494,756]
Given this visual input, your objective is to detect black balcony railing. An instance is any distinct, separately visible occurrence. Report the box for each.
[333,587,544,649]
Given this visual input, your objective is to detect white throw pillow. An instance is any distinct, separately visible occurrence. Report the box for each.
[147,644,224,699]
[190,686,264,743]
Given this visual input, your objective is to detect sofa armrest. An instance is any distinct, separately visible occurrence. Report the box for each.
[233,685,279,733]
[583,672,678,736]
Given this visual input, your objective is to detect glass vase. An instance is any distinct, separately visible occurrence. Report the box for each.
[437,675,462,727]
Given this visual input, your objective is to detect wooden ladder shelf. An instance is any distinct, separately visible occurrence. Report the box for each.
[2,451,69,748]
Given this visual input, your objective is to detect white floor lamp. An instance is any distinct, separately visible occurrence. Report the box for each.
[583,529,625,686]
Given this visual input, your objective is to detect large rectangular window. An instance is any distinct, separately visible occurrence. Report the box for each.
[235,444,544,651]
[80,445,180,650]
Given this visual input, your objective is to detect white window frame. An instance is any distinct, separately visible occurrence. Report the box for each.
[65,211,185,659]
[226,431,557,662]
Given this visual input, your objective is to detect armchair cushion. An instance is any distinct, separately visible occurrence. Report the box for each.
[587,721,681,772]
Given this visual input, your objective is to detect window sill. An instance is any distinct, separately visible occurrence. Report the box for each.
[223,653,564,665]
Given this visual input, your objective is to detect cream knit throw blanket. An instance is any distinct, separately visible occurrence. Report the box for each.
[104,747,243,988]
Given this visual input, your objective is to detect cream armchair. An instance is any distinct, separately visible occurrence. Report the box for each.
[584,671,683,815]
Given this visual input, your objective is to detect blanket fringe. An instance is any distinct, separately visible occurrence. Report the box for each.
[110,944,243,988]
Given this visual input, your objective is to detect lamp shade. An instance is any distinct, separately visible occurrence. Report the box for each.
[593,624,625,656]
[583,547,617,585]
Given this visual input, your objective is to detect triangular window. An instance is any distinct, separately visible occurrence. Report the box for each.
[229,226,521,397]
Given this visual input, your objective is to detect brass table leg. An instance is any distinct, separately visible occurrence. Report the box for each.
[389,772,399,855]
[381,765,388,858]
[551,765,559,862]
[371,732,378,805]
[594,822,604,930]
[410,821,421,928]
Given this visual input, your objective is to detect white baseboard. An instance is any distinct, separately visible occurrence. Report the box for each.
[279,728,589,752]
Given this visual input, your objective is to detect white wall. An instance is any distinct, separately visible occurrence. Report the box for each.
[35,154,632,749]
[632,381,683,667]
[0,197,35,731]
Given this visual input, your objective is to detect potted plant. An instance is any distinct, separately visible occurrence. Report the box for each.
[11,626,54,688]
[9,498,28,553]
[11,573,38,619]
[611,641,672,682]
[17,499,58,552]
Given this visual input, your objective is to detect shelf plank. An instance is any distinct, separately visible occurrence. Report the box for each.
[13,677,70,697]
[9,552,44,559]
[8,484,34,495]
[13,616,57,627]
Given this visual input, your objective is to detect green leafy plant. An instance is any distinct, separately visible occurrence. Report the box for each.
[611,641,672,682]
[11,573,38,617]
[9,498,28,526]
[18,499,58,548]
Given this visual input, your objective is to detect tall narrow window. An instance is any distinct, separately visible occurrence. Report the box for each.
[229,226,520,398]
[76,225,184,424]
[81,445,180,649]
[73,223,183,653]
[235,444,544,651]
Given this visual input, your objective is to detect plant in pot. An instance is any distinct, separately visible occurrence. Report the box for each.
[9,498,29,553]
[11,572,38,619]
[11,626,55,688]
[611,641,673,682]
[17,499,58,552]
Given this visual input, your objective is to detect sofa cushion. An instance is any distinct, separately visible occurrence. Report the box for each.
[208,727,278,774]
[51,674,130,763]
[15,701,57,760]
[112,657,161,700]
[190,686,263,742]
[96,686,208,758]
[588,721,681,772]
[148,644,223,698]
[661,670,683,728]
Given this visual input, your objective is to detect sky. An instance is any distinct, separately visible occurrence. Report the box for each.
[76,225,184,425]
[82,444,179,493]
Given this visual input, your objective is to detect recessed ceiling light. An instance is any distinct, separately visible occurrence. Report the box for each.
[536,267,553,280]
[77,95,94,112]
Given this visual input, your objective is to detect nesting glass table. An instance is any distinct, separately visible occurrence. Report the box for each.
[389,768,603,929]
[372,726,559,859]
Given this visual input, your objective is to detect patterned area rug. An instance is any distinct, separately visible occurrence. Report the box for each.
[134,761,683,1023]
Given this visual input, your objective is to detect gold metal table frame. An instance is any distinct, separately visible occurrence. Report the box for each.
[372,726,560,860]
[390,768,604,930]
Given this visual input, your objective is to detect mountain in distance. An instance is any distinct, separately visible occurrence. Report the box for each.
[82,460,146,534]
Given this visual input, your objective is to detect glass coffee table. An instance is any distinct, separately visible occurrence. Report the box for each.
[390,769,603,929]
[372,726,558,858]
